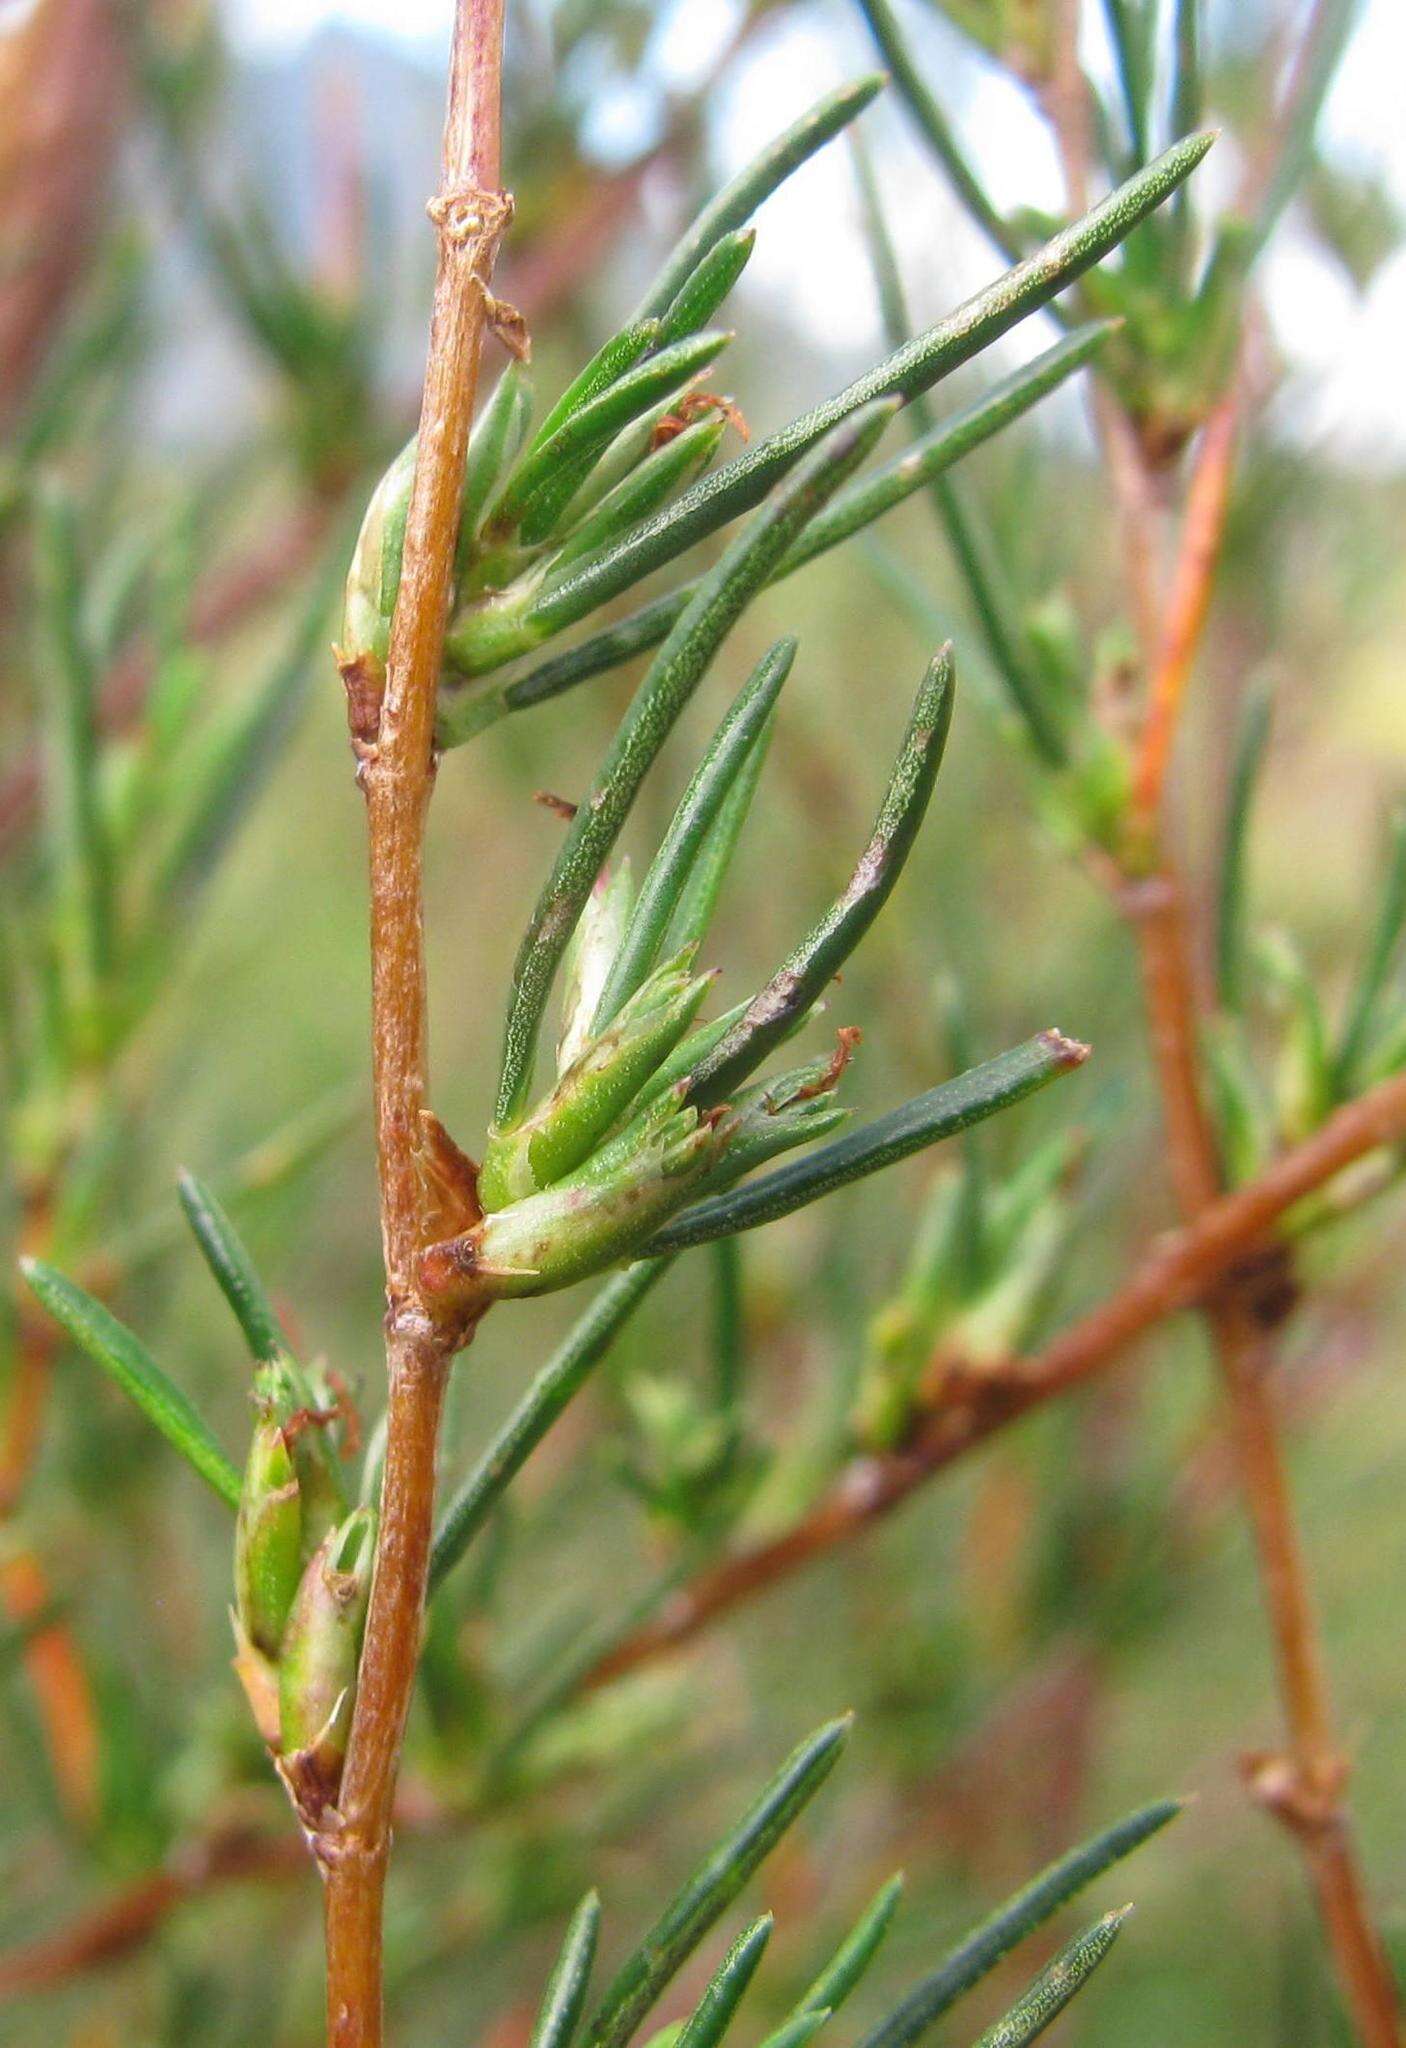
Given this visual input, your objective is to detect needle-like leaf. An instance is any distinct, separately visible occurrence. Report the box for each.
[644,1034,1089,1256]
[1215,679,1273,1014]
[498,330,733,542]
[153,546,341,910]
[634,78,884,319]
[675,1917,773,2048]
[855,0,1023,262]
[686,648,955,1107]
[658,230,757,346]
[853,135,1067,766]
[461,360,535,543]
[968,1908,1129,2048]
[35,483,115,995]
[551,419,725,575]
[177,1169,284,1363]
[755,2014,832,2048]
[666,713,775,960]
[1334,804,1406,1092]
[1101,0,1153,165]
[581,1719,851,2048]
[850,1799,1176,2048]
[789,1873,904,2021]
[594,641,796,1028]
[456,323,1113,736]
[531,1891,603,2048]
[493,403,893,1128]
[429,1260,670,1593]
[526,323,659,462]
[20,1259,242,1509]
[479,134,1212,670]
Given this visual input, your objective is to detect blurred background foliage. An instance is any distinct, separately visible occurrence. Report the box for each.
[2,0,1406,2041]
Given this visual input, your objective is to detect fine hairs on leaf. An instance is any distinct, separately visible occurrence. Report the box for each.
[853,1799,1178,2048]
[967,1909,1129,2048]
[581,1718,850,2048]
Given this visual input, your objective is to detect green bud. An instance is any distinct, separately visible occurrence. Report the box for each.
[447,1108,723,1299]
[479,952,713,1211]
[558,860,634,1075]
[342,438,417,671]
[234,1415,303,1659]
[286,1365,349,1563]
[277,1507,375,1773]
[460,360,535,549]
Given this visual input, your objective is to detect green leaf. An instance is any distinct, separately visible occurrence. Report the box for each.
[687,648,955,1107]
[1252,0,1363,261]
[594,641,795,1028]
[1101,0,1153,165]
[497,331,731,542]
[429,1261,669,1593]
[755,2015,831,2048]
[461,360,535,545]
[855,0,1022,261]
[851,1799,1176,2048]
[525,322,658,462]
[1215,679,1273,1013]
[778,327,1112,588]
[481,956,714,1209]
[20,1259,242,1509]
[35,482,115,995]
[666,711,775,959]
[675,1917,773,2048]
[176,1169,284,1362]
[153,544,341,910]
[634,78,884,320]
[644,1034,1090,1256]
[1334,803,1406,1092]
[493,133,1212,668]
[492,402,893,1128]
[789,1873,904,2021]
[853,136,1067,766]
[1170,0,1202,145]
[531,1891,602,2048]
[477,327,1105,732]
[581,1718,850,2048]
[552,419,725,575]
[657,230,757,346]
[968,1908,1128,2048]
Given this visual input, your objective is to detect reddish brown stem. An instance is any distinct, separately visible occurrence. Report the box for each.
[581,1067,1406,1688]
[1130,392,1241,845]
[1132,875,1401,2048]
[0,1829,307,2000]
[321,4,507,2043]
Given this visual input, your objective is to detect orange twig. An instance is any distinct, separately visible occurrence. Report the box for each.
[580,1068,1406,1689]
[1129,390,1241,846]
[0,1551,100,1830]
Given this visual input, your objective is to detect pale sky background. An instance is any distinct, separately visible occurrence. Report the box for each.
[223,0,1406,460]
